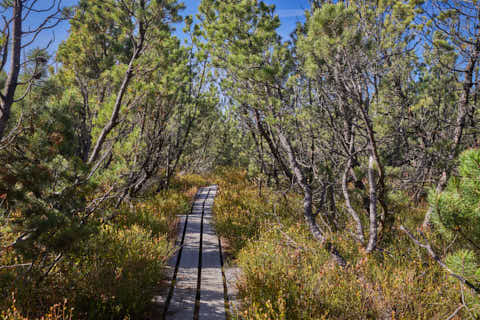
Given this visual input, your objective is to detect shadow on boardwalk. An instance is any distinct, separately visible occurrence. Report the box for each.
[153,185,236,320]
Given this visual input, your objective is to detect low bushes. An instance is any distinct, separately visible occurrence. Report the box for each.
[213,168,472,319]
[60,224,171,319]
[0,173,207,319]
[213,168,301,257]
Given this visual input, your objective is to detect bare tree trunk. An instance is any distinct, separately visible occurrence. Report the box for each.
[357,98,387,237]
[422,48,478,228]
[0,0,22,139]
[366,155,378,253]
[342,134,366,245]
[277,130,346,267]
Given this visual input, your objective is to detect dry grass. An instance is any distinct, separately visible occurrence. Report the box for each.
[211,168,472,319]
[0,173,211,319]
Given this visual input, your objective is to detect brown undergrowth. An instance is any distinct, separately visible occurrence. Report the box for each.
[212,168,471,319]
[0,173,210,319]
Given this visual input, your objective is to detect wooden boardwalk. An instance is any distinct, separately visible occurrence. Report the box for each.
[163,186,229,320]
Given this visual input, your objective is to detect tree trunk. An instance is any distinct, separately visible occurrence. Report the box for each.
[0,0,22,139]
[422,47,478,228]
[277,129,346,267]
[366,154,378,253]
[342,134,366,245]
[87,47,140,164]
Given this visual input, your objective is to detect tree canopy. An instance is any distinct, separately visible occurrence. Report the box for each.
[2,0,480,318]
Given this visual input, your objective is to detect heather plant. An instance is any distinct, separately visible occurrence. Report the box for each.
[63,224,171,319]
[213,168,302,257]
[216,169,469,319]
[0,183,192,319]
[1,296,72,320]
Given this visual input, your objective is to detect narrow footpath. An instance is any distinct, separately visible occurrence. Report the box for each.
[162,186,230,320]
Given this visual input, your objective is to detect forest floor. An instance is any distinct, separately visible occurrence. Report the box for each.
[1,170,472,319]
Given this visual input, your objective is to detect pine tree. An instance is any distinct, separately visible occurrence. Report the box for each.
[431,148,480,299]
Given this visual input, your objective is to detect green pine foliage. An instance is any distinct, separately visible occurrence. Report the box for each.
[3,0,480,318]
[432,149,480,297]
[213,169,464,319]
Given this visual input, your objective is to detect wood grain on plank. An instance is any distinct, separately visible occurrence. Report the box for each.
[198,186,226,320]
[164,186,226,320]
[165,188,208,319]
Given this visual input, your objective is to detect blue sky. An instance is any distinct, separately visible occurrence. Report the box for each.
[20,0,78,55]
[261,0,309,38]
[29,0,309,55]
[179,0,309,38]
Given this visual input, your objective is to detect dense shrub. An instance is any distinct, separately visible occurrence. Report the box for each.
[213,168,301,257]
[213,169,470,319]
[0,173,206,319]
[61,224,170,319]
[2,296,72,320]
[429,148,480,316]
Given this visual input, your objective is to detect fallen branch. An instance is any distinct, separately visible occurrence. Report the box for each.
[400,225,480,295]
[445,304,464,320]
[0,263,32,270]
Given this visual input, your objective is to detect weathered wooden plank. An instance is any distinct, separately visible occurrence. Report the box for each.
[151,214,186,317]
[165,187,209,320]
[163,186,228,320]
[224,266,241,317]
[198,186,226,320]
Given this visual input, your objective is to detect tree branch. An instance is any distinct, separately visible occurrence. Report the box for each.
[400,225,480,295]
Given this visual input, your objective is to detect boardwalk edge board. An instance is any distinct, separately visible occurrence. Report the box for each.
[161,191,198,319]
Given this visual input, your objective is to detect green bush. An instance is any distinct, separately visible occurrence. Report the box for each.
[214,169,469,319]
[429,148,480,315]
[0,186,189,319]
[64,224,171,319]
